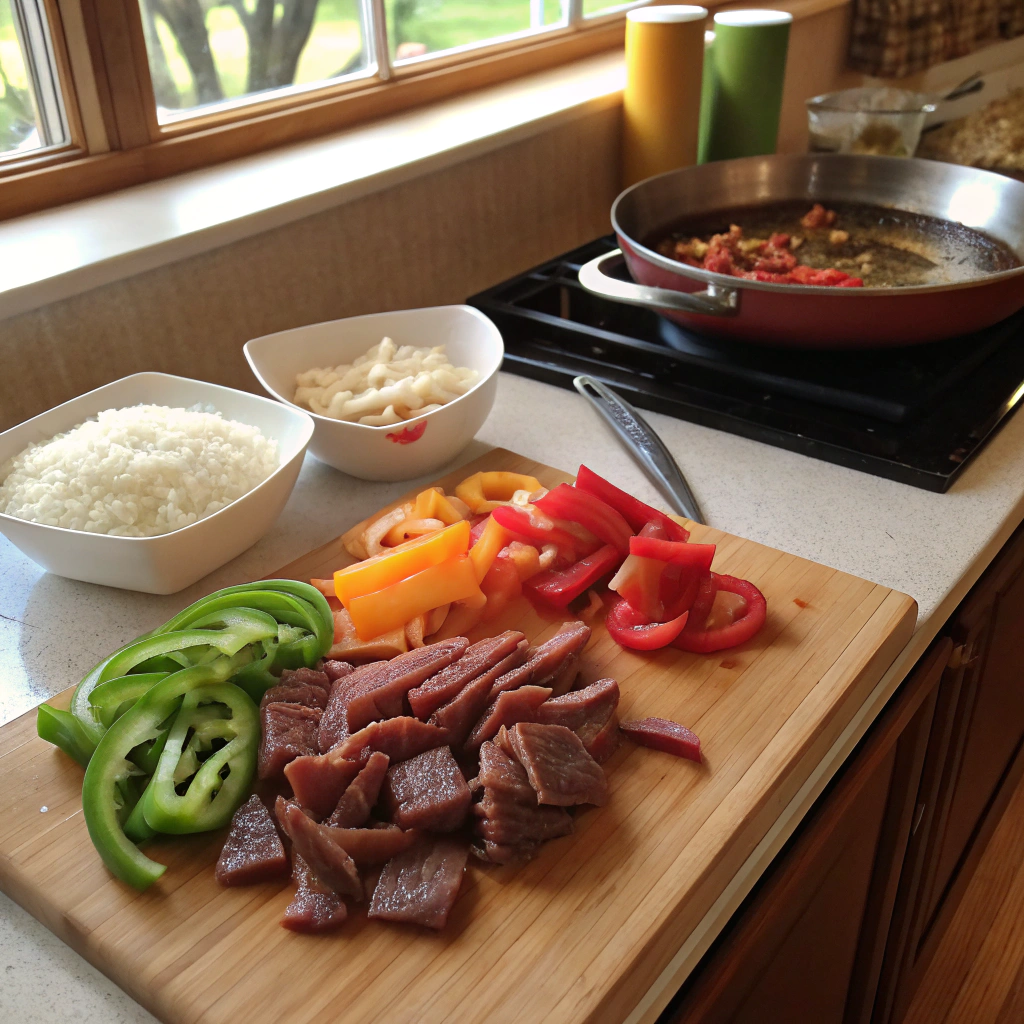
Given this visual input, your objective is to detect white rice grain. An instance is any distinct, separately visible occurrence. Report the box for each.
[0,404,279,537]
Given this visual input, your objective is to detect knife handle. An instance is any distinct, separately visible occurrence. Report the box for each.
[573,375,705,526]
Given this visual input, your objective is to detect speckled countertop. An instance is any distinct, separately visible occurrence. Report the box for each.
[4,371,1024,1022]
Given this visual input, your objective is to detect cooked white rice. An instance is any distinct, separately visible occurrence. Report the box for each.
[0,404,279,537]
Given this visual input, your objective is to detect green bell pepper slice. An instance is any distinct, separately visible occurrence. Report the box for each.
[88,673,169,728]
[139,683,258,835]
[81,650,252,890]
[67,608,279,755]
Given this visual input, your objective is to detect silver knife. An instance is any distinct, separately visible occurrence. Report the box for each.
[573,375,706,525]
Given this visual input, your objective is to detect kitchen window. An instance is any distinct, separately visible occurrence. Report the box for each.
[0,0,649,220]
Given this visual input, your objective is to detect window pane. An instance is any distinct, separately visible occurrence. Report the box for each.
[142,0,373,122]
[387,0,568,64]
[583,0,642,17]
[0,0,68,156]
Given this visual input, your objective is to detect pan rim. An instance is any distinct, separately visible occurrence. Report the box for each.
[612,155,1024,298]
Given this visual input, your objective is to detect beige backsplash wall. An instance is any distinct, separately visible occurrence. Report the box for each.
[0,1,860,432]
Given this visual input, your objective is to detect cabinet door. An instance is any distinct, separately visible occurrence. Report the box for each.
[877,525,1024,1024]
[661,641,945,1024]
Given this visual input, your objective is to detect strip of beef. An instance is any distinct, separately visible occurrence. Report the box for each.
[473,733,537,802]
[260,667,333,712]
[487,621,591,700]
[328,751,390,827]
[464,686,552,753]
[407,631,526,720]
[621,717,702,762]
[369,837,469,930]
[535,677,620,759]
[546,652,581,697]
[338,717,451,763]
[343,638,470,733]
[259,703,322,780]
[275,798,362,900]
[382,746,470,832]
[470,740,572,864]
[472,794,575,843]
[281,853,348,933]
[215,794,289,886]
[508,722,608,807]
[585,714,621,764]
[318,673,363,753]
[428,641,529,747]
[320,659,354,682]
[283,750,362,820]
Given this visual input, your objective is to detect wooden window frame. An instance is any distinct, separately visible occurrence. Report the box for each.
[0,0,647,221]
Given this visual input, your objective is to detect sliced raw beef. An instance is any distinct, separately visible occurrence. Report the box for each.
[620,717,701,762]
[508,722,608,807]
[343,638,470,733]
[259,702,322,780]
[473,797,575,844]
[318,673,363,753]
[260,667,332,712]
[407,631,526,720]
[585,715,621,764]
[329,751,390,827]
[320,660,354,683]
[546,652,580,698]
[382,746,470,832]
[470,741,572,864]
[428,642,529,747]
[473,734,537,802]
[281,853,348,933]
[283,750,362,820]
[275,798,362,900]
[338,717,451,763]
[487,621,591,700]
[535,677,620,759]
[215,794,289,886]
[464,686,552,752]
[369,837,470,930]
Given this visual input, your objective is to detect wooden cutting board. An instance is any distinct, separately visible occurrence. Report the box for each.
[0,448,916,1024]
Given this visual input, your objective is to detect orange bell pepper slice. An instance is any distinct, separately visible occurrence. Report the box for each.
[455,471,543,514]
[346,555,484,640]
[413,487,466,525]
[334,519,470,604]
[469,515,511,582]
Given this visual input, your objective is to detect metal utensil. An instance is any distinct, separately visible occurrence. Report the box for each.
[573,375,705,525]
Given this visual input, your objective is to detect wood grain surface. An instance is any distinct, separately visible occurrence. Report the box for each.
[0,449,917,1024]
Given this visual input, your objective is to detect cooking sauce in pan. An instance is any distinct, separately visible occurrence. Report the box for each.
[650,200,1020,287]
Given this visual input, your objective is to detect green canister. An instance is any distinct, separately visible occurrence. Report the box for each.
[699,10,792,163]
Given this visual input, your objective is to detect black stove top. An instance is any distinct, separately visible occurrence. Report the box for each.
[468,236,1024,492]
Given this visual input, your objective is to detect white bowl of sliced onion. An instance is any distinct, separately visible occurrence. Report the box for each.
[244,305,503,481]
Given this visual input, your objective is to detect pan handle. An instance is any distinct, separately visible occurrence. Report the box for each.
[578,249,741,318]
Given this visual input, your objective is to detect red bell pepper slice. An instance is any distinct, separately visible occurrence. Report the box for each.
[672,573,766,653]
[605,597,689,650]
[524,544,621,608]
[608,554,665,621]
[534,483,633,556]
[575,465,690,542]
[490,505,580,560]
[629,536,716,573]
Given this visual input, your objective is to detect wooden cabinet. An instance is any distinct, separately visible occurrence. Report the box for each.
[661,639,950,1024]
[872,526,1024,1024]
[661,519,1024,1024]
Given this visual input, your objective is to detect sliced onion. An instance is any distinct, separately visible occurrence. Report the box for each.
[360,505,410,557]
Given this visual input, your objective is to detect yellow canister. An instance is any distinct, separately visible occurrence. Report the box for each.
[622,5,708,188]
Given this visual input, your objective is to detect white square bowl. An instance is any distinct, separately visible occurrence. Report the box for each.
[243,305,503,481]
[0,373,314,594]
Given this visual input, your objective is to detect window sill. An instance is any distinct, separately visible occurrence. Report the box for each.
[0,51,625,322]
